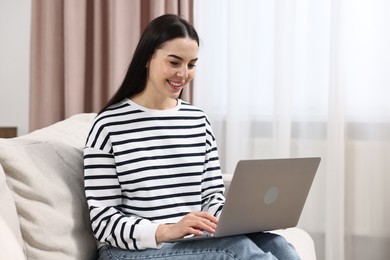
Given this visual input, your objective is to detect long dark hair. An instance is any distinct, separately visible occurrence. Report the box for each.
[100,14,199,113]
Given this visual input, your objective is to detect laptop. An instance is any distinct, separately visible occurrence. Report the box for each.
[168,157,321,242]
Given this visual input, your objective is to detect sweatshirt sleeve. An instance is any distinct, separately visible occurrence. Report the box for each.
[84,129,161,250]
[201,117,225,217]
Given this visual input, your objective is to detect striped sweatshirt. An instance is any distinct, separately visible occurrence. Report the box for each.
[84,98,225,250]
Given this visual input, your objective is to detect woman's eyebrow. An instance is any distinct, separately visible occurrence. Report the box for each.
[168,54,198,62]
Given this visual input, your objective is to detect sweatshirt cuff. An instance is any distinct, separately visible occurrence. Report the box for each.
[139,223,163,249]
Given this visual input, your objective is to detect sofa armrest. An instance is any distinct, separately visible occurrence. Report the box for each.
[0,216,26,260]
[271,228,316,260]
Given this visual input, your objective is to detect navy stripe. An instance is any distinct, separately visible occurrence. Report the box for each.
[116,152,205,166]
[114,143,205,156]
[123,191,201,201]
[118,162,204,176]
[110,123,205,136]
[121,181,201,192]
[121,201,201,212]
[112,132,205,146]
[117,171,201,185]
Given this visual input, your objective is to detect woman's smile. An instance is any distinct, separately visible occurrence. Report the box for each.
[135,37,198,108]
[167,79,185,92]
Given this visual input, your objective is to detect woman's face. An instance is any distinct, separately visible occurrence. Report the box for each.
[145,37,198,102]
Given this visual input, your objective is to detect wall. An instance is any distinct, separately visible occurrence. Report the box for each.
[0,0,31,136]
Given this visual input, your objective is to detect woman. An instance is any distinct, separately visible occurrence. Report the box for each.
[84,14,300,259]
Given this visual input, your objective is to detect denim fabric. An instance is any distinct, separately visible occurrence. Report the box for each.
[98,233,300,260]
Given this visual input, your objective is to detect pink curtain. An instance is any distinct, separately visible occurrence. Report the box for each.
[30,0,193,131]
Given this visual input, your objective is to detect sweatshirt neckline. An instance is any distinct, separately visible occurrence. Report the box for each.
[126,98,181,114]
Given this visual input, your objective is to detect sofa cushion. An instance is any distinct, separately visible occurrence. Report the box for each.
[18,113,97,149]
[0,164,24,255]
[0,113,97,260]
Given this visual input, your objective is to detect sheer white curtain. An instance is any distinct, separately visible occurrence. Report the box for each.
[193,1,390,260]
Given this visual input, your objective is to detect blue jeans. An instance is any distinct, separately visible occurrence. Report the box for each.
[98,232,301,260]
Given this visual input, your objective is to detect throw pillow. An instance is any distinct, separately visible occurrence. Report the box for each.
[0,139,97,260]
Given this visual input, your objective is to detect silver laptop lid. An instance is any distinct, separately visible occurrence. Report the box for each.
[216,157,321,237]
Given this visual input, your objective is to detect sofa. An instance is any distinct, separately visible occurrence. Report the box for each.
[0,113,317,260]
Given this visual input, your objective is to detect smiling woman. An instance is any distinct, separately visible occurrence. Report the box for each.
[98,14,200,114]
[133,37,199,109]
[83,14,301,260]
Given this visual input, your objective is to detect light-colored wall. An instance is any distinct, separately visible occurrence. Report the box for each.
[0,0,31,136]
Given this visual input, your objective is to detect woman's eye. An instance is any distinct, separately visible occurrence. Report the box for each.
[169,61,196,69]
[169,61,179,66]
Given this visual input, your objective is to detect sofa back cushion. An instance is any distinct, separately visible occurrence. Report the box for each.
[0,113,98,260]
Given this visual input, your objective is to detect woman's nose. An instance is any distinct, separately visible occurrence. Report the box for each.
[177,66,189,79]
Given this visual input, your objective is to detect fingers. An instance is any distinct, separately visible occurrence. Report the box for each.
[191,211,218,224]
[183,211,218,235]
[156,211,218,243]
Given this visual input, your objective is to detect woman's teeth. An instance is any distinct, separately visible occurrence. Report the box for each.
[168,80,183,87]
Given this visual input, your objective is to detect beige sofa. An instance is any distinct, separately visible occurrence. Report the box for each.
[0,113,317,260]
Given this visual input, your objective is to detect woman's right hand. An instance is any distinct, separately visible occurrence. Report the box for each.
[155,211,218,243]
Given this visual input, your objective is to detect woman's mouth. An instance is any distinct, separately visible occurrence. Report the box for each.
[167,80,184,91]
